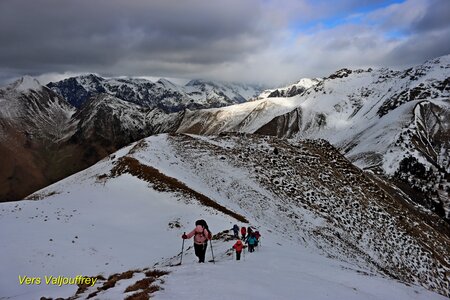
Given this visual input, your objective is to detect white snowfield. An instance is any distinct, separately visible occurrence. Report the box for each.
[0,134,447,300]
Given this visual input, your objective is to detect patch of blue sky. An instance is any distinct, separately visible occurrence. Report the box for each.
[289,0,406,34]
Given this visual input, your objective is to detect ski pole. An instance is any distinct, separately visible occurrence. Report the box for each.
[210,239,215,264]
[180,232,185,265]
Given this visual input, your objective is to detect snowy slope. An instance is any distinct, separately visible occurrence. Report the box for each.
[0,76,76,141]
[258,77,321,98]
[176,55,450,221]
[47,75,263,112]
[185,79,263,106]
[1,133,448,299]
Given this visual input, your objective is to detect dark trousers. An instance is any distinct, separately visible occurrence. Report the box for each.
[194,243,208,263]
[248,244,255,252]
[236,251,241,260]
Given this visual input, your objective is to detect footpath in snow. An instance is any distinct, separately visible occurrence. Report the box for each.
[155,231,446,300]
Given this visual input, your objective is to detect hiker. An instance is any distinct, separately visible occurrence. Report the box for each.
[232,224,239,238]
[182,219,212,263]
[247,226,253,237]
[246,233,257,253]
[241,226,246,240]
[232,239,244,261]
[254,230,261,247]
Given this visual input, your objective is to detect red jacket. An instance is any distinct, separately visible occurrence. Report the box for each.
[241,227,246,235]
[233,240,244,252]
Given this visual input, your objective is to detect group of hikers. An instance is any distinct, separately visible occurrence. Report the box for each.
[231,224,261,260]
[181,219,261,263]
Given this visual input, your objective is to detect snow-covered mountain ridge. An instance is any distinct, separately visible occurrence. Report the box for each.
[0,80,181,202]
[0,78,77,202]
[1,133,448,299]
[1,54,449,225]
[176,54,450,223]
[47,75,263,112]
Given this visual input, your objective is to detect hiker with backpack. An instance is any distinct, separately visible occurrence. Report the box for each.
[182,219,212,263]
[232,224,239,238]
[240,226,246,240]
[247,226,253,237]
[232,239,244,261]
[246,233,257,253]
[254,230,261,247]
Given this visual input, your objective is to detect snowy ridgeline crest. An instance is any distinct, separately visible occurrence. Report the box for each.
[2,133,448,299]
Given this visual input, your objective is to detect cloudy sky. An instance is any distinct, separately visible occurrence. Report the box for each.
[0,0,449,86]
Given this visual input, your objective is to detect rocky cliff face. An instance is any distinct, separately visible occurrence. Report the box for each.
[0,77,76,201]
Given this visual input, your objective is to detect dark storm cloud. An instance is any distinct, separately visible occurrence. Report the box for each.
[0,0,449,86]
[409,0,450,33]
[0,0,270,77]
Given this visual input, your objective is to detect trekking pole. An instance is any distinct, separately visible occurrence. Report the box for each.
[180,232,185,265]
[210,240,215,264]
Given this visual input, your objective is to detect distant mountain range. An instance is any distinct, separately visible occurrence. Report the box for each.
[0,55,448,226]
[0,76,263,201]
[47,74,264,112]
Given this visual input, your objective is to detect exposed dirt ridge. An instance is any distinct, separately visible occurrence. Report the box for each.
[109,154,248,223]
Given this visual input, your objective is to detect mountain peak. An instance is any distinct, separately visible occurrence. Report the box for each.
[11,75,42,92]
[156,78,177,88]
[185,79,210,86]
[78,73,104,81]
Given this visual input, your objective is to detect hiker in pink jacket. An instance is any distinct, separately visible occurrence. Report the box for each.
[182,219,212,263]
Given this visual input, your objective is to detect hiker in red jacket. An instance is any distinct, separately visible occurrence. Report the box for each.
[182,219,212,263]
[232,239,244,260]
[241,226,246,240]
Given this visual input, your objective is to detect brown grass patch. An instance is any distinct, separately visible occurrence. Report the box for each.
[144,269,169,278]
[125,278,155,293]
[128,139,149,155]
[25,191,59,200]
[124,269,169,300]
[110,156,248,223]
[125,285,162,300]
[75,275,106,295]
[95,270,138,292]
